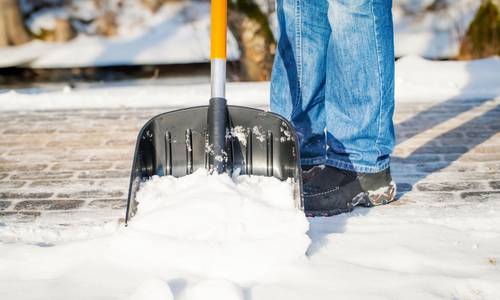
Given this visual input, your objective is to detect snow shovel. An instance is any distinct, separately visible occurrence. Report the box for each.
[124,0,303,224]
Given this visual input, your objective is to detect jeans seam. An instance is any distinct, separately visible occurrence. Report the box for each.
[370,1,384,159]
[290,0,302,119]
[326,158,390,173]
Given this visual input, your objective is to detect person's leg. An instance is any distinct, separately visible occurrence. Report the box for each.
[270,0,331,167]
[303,0,396,215]
[325,0,395,173]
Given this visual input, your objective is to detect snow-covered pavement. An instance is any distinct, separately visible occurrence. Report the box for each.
[0,57,499,299]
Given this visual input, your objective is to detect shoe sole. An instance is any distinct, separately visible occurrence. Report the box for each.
[354,180,397,207]
[305,181,397,217]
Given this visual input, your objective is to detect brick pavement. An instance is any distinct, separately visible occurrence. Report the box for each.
[0,98,499,226]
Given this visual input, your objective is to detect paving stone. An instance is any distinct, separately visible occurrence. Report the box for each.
[481,163,500,172]
[460,191,500,202]
[3,153,87,163]
[29,180,93,189]
[412,146,469,155]
[396,183,413,193]
[398,192,457,203]
[10,171,74,180]
[445,153,500,163]
[0,163,48,172]
[0,192,53,200]
[51,162,113,171]
[78,170,130,179]
[88,199,127,209]
[0,211,41,220]
[57,190,124,199]
[490,181,500,190]
[89,152,132,161]
[466,131,499,138]
[416,181,484,192]
[391,155,441,164]
[14,200,85,210]
[105,139,136,146]
[7,148,68,155]
[3,128,57,134]
[472,145,500,154]
[46,140,103,148]
[402,172,500,182]
[0,181,26,189]
[414,162,476,173]
[437,138,490,146]
[113,161,132,170]
[0,201,11,210]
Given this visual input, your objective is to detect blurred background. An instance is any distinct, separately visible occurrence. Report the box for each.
[0,0,498,87]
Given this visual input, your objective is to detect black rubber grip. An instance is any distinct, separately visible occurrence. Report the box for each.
[208,97,228,174]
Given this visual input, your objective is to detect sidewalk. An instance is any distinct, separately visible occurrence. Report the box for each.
[0,99,499,227]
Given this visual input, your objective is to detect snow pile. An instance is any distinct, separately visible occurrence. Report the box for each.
[128,170,309,276]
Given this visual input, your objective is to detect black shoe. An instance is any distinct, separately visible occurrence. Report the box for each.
[301,164,324,184]
[303,166,396,217]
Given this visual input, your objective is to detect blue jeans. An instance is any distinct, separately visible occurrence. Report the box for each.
[270,0,395,173]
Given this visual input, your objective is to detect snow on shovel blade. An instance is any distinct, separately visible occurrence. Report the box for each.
[125,106,303,224]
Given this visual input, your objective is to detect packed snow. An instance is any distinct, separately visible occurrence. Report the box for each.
[1,170,499,299]
[1,56,499,112]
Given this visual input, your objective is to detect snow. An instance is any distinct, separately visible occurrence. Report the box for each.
[0,41,53,68]
[1,56,499,112]
[124,278,174,300]
[0,1,239,68]
[27,7,69,34]
[0,81,269,111]
[186,280,244,300]
[395,55,500,102]
[131,170,309,270]
[1,173,499,299]
[1,49,500,299]
[393,0,480,58]
[0,171,311,299]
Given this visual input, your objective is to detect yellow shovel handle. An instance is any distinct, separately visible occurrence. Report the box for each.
[210,0,227,60]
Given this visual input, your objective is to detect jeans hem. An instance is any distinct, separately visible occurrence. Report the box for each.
[325,158,390,173]
[300,157,326,166]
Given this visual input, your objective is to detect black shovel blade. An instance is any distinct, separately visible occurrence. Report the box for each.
[125,105,303,224]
